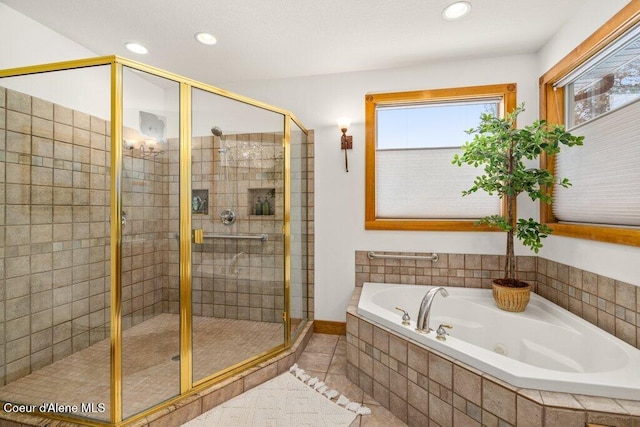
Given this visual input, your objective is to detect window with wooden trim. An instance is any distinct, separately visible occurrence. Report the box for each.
[540,2,640,247]
[365,83,517,231]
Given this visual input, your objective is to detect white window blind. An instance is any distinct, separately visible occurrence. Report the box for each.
[553,98,640,226]
[376,148,500,219]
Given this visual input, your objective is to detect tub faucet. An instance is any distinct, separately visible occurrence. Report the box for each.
[416,287,449,334]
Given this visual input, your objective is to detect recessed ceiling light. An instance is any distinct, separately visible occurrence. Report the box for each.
[124,42,148,55]
[442,1,471,20]
[195,32,217,45]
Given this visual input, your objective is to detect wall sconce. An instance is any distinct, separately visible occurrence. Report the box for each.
[123,138,165,157]
[337,117,352,172]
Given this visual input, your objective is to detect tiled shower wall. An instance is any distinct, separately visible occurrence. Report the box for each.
[0,85,314,387]
[355,250,639,350]
[0,86,113,386]
[167,133,289,322]
[163,129,313,324]
[0,86,165,386]
[120,147,166,330]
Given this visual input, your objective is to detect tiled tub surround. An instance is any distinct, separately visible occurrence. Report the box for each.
[358,282,640,400]
[355,251,537,291]
[355,251,639,351]
[352,251,640,425]
[536,257,639,350]
[347,288,640,426]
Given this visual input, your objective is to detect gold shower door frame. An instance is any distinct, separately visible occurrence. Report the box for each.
[0,55,308,426]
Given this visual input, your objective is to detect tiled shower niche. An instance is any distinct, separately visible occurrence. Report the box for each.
[248,187,275,217]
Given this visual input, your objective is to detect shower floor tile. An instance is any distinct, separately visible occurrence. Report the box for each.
[0,314,283,421]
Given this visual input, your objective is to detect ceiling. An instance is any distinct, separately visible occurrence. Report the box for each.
[2,0,586,85]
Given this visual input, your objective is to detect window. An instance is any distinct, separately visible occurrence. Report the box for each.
[565,24,640,128]
[365,83,517,230]
[540,2,640,246]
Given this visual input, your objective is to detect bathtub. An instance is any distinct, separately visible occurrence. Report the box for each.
[357,282,640,400]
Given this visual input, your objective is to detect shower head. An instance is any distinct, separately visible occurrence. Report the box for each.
[211,126,223,137]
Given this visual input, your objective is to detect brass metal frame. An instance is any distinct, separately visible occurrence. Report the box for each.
[284,114,292,347]
[110,61,124,424]
[179,82,193,395]
[0,55,309,426]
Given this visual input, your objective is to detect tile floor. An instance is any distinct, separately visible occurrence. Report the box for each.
[0,314,283,421]
[296,333,406,427]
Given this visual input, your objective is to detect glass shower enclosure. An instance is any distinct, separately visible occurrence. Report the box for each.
[0,56,310,425]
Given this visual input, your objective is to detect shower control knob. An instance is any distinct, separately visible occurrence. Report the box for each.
[220,209,236,225]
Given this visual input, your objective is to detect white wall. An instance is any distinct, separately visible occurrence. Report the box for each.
[0,3,96,68]
[0,3,111,118]
[225,54,544,321]
[537,0,631,76]
[225,0,639,322]
[0,3,168,130]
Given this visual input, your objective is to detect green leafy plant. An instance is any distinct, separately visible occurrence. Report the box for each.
[453,104,583,286]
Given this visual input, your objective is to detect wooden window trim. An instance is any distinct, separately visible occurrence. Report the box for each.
[539,1,640,247]
[365,83,517,231]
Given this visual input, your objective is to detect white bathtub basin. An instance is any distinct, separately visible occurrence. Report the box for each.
[357,282,640,400]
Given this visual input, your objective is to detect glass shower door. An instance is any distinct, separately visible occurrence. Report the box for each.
[120,66,180,418]
[0,65,113,423]
[190,87,286,384]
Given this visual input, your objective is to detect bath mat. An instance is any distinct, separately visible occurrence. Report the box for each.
[182,364,369,426]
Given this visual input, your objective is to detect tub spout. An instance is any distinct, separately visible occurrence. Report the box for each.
[415,286,449,333]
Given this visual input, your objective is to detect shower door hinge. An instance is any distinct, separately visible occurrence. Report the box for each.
[193,229,204,244]
[282,312,287,322]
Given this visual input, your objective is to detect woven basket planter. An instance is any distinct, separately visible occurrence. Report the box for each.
[492,281,531,312]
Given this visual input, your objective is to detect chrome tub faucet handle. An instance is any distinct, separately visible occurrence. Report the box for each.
[395,307,411,325]
[436,323,453,341]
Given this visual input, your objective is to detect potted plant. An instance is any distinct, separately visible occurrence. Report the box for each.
[453,104,583,312]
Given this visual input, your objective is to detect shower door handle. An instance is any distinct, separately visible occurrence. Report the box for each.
[193,229,204,244]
